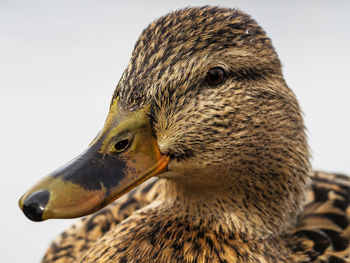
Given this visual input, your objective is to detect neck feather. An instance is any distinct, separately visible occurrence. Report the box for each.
[157,167,310,239]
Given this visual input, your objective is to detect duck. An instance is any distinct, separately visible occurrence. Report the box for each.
[18,6,350,263]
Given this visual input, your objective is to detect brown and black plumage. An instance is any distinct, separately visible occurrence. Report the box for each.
[19,6,350,263]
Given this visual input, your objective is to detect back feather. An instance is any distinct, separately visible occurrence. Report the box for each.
[289,172,350,262]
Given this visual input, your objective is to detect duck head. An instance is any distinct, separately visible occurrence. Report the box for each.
[19,6,310,236]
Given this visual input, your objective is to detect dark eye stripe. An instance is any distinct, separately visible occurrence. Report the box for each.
[230,67,277,81]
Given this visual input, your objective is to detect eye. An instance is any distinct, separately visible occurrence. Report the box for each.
[113,139,130,153]
[205,67,225,86]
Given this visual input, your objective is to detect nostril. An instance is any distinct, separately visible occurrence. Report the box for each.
[22,190,50,222]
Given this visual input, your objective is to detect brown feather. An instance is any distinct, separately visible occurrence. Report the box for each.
[41,6,349,263]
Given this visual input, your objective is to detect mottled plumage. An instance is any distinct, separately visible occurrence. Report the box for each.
[36,6,350,263]
[43,172,350,262]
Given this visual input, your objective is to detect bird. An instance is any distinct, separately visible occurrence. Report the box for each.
[18,6,350,263]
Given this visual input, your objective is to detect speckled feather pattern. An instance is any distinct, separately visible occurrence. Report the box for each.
[41,6,350,263]
[43,172,350,262]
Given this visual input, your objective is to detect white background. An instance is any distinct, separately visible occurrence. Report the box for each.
[1,1,349,262]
